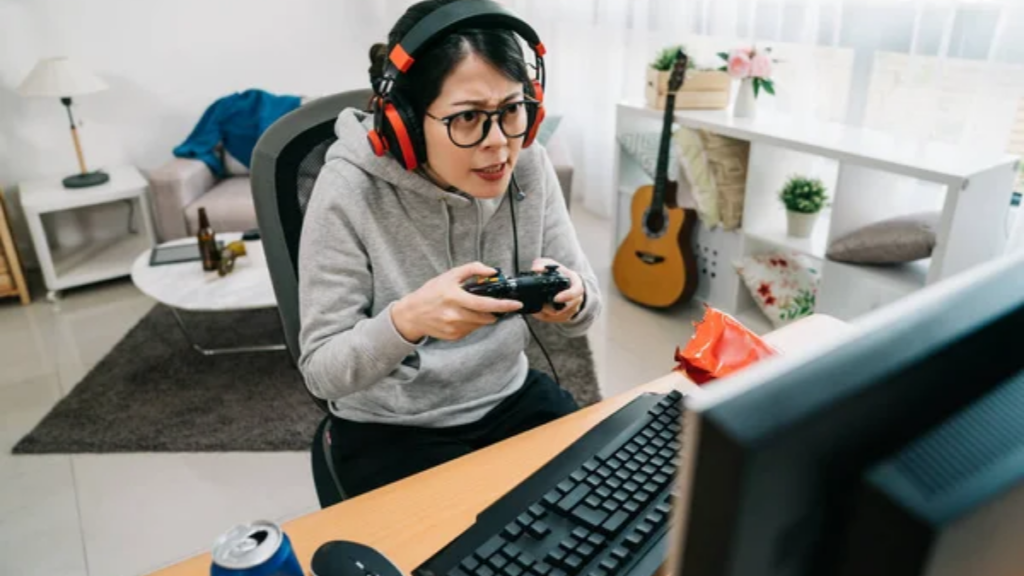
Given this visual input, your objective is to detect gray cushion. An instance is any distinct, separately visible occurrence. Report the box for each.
[184,177,258,235]
[827,212,940,264]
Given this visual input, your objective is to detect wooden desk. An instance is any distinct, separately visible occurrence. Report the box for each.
[152,315,851,576]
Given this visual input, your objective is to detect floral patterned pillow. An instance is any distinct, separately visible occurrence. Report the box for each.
[735,252,821,328]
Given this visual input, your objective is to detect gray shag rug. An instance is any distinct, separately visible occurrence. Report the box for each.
[13,306,601,454]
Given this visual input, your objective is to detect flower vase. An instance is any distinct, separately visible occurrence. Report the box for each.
[734,78,757,118]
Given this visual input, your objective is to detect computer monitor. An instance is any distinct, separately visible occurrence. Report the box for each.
[669,250,1024,576]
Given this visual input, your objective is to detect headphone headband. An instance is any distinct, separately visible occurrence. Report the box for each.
[385,0,545,77]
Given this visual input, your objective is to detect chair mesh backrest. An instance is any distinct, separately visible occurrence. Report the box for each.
[251,89,373,373]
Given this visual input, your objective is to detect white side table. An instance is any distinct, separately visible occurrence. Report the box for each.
[20,165,156,301]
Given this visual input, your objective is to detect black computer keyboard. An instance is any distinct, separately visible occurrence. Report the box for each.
[415,390,684,576]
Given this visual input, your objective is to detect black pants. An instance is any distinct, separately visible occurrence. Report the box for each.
[330,369,579,498]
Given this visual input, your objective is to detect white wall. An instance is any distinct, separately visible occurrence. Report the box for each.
[0,0,398,259]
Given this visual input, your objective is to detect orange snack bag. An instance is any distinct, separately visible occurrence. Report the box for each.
[675,306,778,385]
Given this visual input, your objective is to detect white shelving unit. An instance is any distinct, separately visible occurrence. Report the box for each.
[614,103,1019,323]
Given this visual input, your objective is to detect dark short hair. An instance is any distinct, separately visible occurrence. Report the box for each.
[368,0,533,120]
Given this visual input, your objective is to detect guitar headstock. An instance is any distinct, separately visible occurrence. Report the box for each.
[668,49,689,92]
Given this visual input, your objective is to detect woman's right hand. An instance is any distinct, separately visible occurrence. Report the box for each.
[391,262,524,342]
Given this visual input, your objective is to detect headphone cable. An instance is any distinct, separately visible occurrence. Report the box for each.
[509,174,562,388]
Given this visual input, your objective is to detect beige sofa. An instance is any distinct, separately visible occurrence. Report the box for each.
[146,120,576,241]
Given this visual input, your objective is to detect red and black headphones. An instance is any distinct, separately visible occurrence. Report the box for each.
[367,0,547,171]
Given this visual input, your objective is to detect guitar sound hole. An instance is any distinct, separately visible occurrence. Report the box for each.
[643,207,669,239]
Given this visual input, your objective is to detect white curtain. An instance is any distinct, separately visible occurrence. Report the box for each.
[376,0,1024,217]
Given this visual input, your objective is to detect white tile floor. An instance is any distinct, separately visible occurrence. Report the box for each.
[0,208,706,576]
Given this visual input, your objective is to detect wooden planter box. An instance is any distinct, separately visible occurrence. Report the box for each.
[645,68,731,110]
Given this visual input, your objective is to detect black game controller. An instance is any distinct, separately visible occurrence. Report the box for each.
[463,265,571,315]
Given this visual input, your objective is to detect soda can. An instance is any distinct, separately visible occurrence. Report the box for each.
[211,520,304,576]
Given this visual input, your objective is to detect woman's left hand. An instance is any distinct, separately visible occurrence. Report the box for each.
[531,258,585,323]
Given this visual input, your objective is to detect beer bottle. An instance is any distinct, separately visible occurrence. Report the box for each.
[197,207,220,271]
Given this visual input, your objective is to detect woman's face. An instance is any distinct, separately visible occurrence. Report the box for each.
[422,52,527,199]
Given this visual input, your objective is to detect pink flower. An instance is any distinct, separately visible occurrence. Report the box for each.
[727,50,751,79]
[751,52,773,78]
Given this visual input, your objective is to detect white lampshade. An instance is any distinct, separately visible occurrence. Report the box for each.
[17,57,108,98]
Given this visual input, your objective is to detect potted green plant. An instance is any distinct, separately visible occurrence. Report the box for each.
[779,175,828,238]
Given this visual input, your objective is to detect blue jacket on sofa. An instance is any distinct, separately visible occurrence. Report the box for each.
[173,89,301,177]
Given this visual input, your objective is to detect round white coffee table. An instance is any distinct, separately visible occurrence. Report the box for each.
[131,233,285,355]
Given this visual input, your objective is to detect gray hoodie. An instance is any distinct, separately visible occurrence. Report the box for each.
[297,109,602,427]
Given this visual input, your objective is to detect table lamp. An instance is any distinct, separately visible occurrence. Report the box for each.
[17,57,110,189]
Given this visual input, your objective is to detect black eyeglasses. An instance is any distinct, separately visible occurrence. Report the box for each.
[426,99,539,148]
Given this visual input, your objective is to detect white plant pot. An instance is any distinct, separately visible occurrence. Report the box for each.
[734,78,757,118]
[786,210,819,238]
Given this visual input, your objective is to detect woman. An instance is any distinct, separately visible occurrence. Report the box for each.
[298,0,602,498]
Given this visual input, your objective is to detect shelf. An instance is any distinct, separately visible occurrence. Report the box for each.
[745,217,830,261]
[618,102,1018,185]
[52,233,153,290]
[825,258,930,294]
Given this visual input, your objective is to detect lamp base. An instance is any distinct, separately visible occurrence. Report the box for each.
[63,171,110,189]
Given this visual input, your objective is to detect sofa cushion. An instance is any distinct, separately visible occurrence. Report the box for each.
[184,176,258,235]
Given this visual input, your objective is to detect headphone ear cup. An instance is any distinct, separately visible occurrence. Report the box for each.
[379,97,422,171]
[523,80,546,148]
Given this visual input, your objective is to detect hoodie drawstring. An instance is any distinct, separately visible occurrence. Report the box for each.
[475,201,483,263]
[440,198,454,269]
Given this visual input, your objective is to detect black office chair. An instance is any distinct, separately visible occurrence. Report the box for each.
[250,88,374,508]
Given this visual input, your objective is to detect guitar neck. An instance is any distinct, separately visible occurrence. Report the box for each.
[652,93,676,211]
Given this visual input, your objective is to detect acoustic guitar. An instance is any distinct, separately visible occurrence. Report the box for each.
[613,50,699,308]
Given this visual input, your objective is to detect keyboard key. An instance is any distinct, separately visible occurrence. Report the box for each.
[624,442,639,454]
[526,521,551,539]
[658,448,674,460]
[642,445,657,456]
[667,440,681,451]
[610,546,629,560]
[596,466,612,478]
[600,558,620,572]
[624,461,640,473]
[614,470,631,481]
[534,562,553,576]
[643,482,659,494]
[586,532,606,546]
[571,527,591,540]
[476,536,504,562]
[655,501,672,515]
[479,566,496,576]
[556,480,575,494]
[605,456,622,469]
[529,504,547,518]
[641,429,656,440]
[462,557,481,572]
[612,491,629,503]
[557,484,591,513]
[634,473,650,485]
[584,494,602,508]
[624,533,645,550]
[562,537,580,550]
[583,459,600,472]
[577,543,596,559]
[585,475,602,488]
[601,500,619,513]
[543,490,562,507]
[636,521,655,537]
[504,543,522,559]
[564,554,585,572]
[600,510,630,534]
[517,513,533,527]
[595,486,612,499]
[646,511,665,526]
[572,505,609,529]
[506,564,524,576]
[519,552,537,568]
[503,523,523,540]
[652,473,669,485]
[491,555,510,570]
[624,501,641,514]
[550,569,568,576]
[651,421,665,432]
[546,548,567,565]
[571,469,588,482]
[623,481,639,492]
[606,477,623,490]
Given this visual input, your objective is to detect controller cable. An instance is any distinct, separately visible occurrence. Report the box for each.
[509,173,562,388]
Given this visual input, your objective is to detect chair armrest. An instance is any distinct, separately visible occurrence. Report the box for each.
[145,159,216,240]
